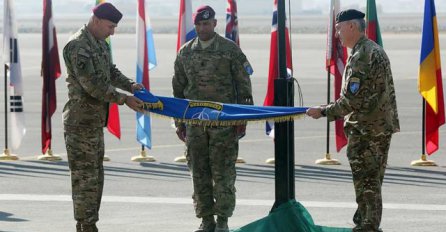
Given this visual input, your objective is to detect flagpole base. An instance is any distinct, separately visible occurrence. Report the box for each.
[265,158,275,164]
[236,157,246,164]
[174,155,187,163]
[0,149,19,161]
[131,150,156,162]
[411,154,437,166]
[315,153,341,165]
[103,155,111,162]
[37,149,62,161]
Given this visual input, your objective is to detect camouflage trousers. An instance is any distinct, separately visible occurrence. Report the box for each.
[347,133,392,232]
[64,125,105,226]
[186,125,238,218]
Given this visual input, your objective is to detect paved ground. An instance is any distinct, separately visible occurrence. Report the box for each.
[0,33,446,232]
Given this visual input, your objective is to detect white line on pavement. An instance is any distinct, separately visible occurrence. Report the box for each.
[1,194,445,211]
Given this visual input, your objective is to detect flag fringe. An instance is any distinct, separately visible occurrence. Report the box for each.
[146,113,306,126]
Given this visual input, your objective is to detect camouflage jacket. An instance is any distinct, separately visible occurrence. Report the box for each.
[326,36,400,136]
[172,33,253,106]
[63,25,134,128]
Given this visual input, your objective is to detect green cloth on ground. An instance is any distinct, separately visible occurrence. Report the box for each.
[231,199,352,232]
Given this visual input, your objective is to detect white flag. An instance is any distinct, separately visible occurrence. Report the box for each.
[3,0,26,150]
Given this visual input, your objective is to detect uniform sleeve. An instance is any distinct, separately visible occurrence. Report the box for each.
[231,49,254,105]
[326,50,386,120]
[68,44,127,105]
[110,65,134,93]
[172,54,187,99]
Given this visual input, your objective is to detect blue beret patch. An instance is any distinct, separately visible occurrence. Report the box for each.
[243,61,254,75]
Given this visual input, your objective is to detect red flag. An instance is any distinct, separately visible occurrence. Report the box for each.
[326,0,347,152]
[41,0,61,154]
[263,0,293,137]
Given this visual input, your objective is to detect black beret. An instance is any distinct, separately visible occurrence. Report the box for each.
[193,5,215,25]
[336,9,365,23]
[93,2,123,24]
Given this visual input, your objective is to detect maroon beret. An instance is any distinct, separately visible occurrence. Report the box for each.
[193,5,215,25]
[93,2,123,24]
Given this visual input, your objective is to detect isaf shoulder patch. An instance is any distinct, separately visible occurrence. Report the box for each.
[349,77,360,95]
[243,61,254,75]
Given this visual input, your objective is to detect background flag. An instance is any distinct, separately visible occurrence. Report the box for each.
[366,0,383,46]
[95,0,122,139]
[41,0,61,154]
[136,0,157,149]
[419,0,445,155]
[177,0,196,52]
[3,0,25,151]
[226,0,240,46]
[326,0,347,152]
[263,0,293,138]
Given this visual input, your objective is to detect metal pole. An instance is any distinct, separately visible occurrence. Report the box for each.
[326,71,331,154]
[4,64,9,150]
[422,99,426,155]
[273,0,295,209]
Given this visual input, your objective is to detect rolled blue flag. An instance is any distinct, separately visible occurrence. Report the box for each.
[135,89,307,126]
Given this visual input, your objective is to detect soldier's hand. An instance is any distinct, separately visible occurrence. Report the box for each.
[176,126,187,142]
[125,96,144,113]
[131,83,145,93]
[306,106,323,119]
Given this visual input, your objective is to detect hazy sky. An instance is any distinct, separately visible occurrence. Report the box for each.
[1,0,445,19]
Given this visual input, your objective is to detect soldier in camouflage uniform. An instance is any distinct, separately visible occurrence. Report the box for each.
[62,3,144,232]
[172,5,253,232]
[306,9,400,232]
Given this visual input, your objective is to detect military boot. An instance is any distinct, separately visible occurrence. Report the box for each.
[79,223,98,232]
[194,215,216,232]
[215,216,229,232]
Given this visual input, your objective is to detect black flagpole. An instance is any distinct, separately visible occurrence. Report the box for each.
[272,0,295,209]
[326,71,331,155]
[4,64,9,150]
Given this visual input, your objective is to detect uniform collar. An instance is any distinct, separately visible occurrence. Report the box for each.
[191,33,220,51]
[82,25,102,49]
[351,35,367,54]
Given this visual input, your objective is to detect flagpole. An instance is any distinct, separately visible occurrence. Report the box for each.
[411,99,436,166]
[315,70,340,165]
[1,64,18,160]
[272,0,295,209]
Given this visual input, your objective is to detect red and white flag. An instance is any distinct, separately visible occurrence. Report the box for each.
[326,0,347,152]
[177,0,196,51]
[263,0,293,137]
[41,0,61,154]
[3,0,26,150]
[225,0,240,46]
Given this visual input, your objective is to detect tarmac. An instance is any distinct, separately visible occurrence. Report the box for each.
[0,32,446,232]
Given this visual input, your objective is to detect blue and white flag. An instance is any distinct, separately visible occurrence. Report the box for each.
[136,0,157,149]
[3,0,25,150]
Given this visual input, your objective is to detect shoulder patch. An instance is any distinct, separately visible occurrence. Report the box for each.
[349,77,360,94]
[76,48,90,69]
[243,61,254,75]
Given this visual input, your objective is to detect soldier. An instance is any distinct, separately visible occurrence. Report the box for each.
[172,5,253,232]
[306,9,400,232]
[62,3,144,232]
